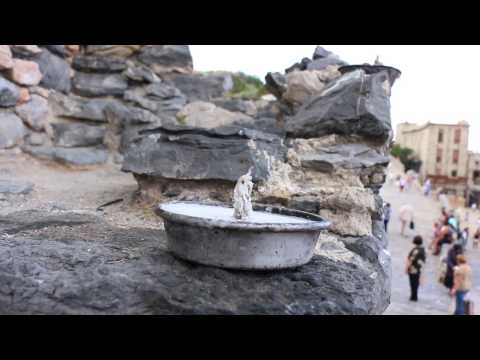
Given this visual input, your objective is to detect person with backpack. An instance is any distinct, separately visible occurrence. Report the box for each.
[451,254,473,315]
[406,235,426,302]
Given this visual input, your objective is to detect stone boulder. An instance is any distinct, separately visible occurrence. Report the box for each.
[123,83,187,116]
[43,45,70,58]
[175,101,253,130]
[72,72,128,97]
[72,55,127,73]
[10,45,42,58]
[33,49,72,93]
[123,64,161,84]
[85,45,142,58]
[0,111,26,149]
[166,73,233,102]
[0,76,20,107]
[49,92,125,122]
[137,45,193,74]
[8,59,43,86]
[283,71,326,106]
[265,72,287,100]
[0,210,389,315]
[52,123,106,148]
[0,45,13,70]
[285,70,392,141]
[122,125,286,183]
[22,145,109,166]
[0,179,34,195]
[15,94,50,131]
[213,99,257,117]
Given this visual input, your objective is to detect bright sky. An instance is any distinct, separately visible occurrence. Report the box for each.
[190,45,480,152]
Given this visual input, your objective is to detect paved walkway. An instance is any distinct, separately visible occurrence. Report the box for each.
[382,181,480,315]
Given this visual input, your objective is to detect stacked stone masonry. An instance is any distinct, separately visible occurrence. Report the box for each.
[0,45,399,314]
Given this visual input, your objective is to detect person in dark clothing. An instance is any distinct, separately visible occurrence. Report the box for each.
[444,244,463,290]
[406,235,426,301]
[383,203,391,232]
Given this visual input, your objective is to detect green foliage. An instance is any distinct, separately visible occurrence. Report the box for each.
[227,73,268,100]
[391,144,422,172]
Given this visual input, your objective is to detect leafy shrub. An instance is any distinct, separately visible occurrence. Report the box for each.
[227,73,269,100]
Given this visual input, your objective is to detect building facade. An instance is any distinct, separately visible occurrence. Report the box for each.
[395,121,470,196]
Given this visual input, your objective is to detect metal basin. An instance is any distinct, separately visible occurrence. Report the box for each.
[155,201,330,270]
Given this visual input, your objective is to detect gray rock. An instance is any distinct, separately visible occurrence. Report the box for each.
[10,45,42,58]
[285,58,312,73]
[72,72,128,97]
[52,123,106,148]
[0,210,389,315]
[285,70,392,141]
[123,84,187,115]
[137,45,193,74]
[49,91,125,122]
[25,132,48,146]
[122,125,286,183]
[43,45,69,58]
[32,49,72,94]
[313,46,333,60]
[265,72,287,100]
[307,56,348,71]
[123,65,161,83]
[22,145,108,166]
[213,99,257,116]
[85,45,142,58]
[166,73,232,102]
[0,112,26,149]
[15,94,50,131]
[72,55,127,73]
[0,179,34,194]
[300,144,390,173]
[0,76,20,107]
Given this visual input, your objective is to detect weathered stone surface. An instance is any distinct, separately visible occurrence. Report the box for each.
[138,45,193,74]
[72,55,127,73]
[15,95,50,131]
[122,125,286,182]
[123,64,161,83]
[85,45,142,58]
[307,56,348,71]
[0,210,389,315]
[0,46,13,70]
[213,99,257,117]
[283,71,325,106]
[123,83,187,115]
[10,45,42,58]
[299,143,390,173]
[313,46,333,60]
[72,72,128,97]
[285,58,312,74]
[52,123,106,148]
[22,145,109,166]
[33,49,72,93]
[0,76,20,107]
[17,88,31,105]
[265,72,287,99]
[49,91,124,122]
[0,112,26,149]
[175,101,253,130]
[166,73,233,102]
[25,132,48,146]
[285,70,392,140]
[43,45,69,58]
[8,59,42,86]
[0,179,34,194]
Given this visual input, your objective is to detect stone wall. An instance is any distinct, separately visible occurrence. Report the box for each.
[0,45,398,314]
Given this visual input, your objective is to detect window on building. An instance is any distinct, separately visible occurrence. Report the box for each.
[437,148,442,163]
[453,149,459,164]
[474,170,480,185]
[454,128,461,144]
[452,170,457,177]
[438,130,444,143]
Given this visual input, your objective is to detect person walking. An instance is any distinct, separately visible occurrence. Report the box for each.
[451,254,473,315]
[399,204,414,237]
[406,235,426,302]
[444,244,463,290]
[383,203,392,232]
[423,179,432,196]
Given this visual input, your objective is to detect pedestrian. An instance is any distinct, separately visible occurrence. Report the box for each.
[460,227,469,250]
[451,254,473,315]
[474,226,480,249]
[406,235,426,302]
[399,204,414,237]
[383,203,391,232]
[423,179,432,196]
[399,177,406,192]
[439,191,450,211]
[444,244,463,290]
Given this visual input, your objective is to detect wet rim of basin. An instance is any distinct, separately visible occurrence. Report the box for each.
[156,201,331,232]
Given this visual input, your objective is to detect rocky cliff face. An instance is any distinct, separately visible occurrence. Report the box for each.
[0,45,398,314]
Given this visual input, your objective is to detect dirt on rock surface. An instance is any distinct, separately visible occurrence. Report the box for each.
[0,149,162,230]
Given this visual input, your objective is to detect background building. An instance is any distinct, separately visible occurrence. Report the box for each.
[395,121,470,196]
